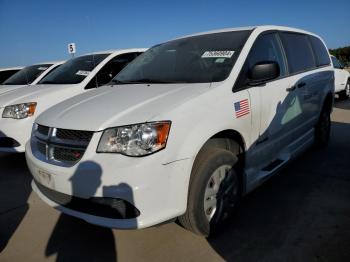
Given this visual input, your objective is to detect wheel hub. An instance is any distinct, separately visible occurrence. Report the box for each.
[204,164,238,222]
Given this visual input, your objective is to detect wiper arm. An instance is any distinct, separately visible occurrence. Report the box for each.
[39,80,57,84]
[111,78,187,84]
[1,83,21,85]
[109,79,136,85]
[133,78,188,83]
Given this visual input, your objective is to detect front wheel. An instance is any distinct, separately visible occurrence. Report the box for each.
[178,147,240,236]
[339,80,350,100]
[314,109,331,148]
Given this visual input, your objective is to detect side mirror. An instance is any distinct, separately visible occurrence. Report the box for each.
[248,61,280,85]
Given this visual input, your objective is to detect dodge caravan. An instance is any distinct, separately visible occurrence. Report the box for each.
[0,49,145,152]
[331,55,350,99]
[27,26,334,236]
[0,61,64,94]
[0,66,23,84]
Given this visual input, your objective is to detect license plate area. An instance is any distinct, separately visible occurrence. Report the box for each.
[35,169,55,188]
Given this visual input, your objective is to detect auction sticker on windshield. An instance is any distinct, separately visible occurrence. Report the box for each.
[76,70,91,76]
[201,50,235,58]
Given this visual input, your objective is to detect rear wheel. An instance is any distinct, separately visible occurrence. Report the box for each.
[339,80,350,100]
[179,147,240,236]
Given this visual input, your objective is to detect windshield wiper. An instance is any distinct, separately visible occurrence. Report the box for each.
[111,78,187,84]
[109,79,136,85]
[39,80,57,84]
[1,83,23,85]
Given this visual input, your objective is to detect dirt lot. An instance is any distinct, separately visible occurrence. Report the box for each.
[1,100,350,262]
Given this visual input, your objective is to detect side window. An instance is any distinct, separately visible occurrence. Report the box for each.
[309,36,331,67]
[85,52,141,89]
[331,56,343,69]
[235,33,287,89]
[280,33,316,74]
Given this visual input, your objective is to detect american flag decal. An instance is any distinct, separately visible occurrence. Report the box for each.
[234,99,250,118]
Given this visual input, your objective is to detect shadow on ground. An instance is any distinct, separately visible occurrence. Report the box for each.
[207,121,350,261]
[0,153,32,252]
[46,214,117,262]
[43,160,138,261]
[334,98,350,110]
[42,161,118,261]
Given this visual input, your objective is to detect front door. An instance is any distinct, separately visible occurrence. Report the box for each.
[242,33,298,169]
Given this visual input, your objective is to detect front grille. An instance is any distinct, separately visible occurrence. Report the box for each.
[33,124,93,166]
[56,128,93,142]
[36,141,46,155]
[37,125,50,136]
[53,147,85,162]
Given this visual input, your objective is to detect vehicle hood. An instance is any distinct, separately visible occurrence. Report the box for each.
[0,84,80,108]
[36,83,211,131]
[0,84,27,95]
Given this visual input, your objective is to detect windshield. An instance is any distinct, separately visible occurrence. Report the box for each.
[114,30,252,84]
[2,64,52,85]
[39,54,109,84]
[0,69,21,84]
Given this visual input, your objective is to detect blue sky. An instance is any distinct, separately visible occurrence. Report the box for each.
[0,0,348,67]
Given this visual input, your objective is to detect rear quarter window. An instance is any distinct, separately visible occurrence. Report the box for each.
[280,33,316,74]
[309,36,330,67]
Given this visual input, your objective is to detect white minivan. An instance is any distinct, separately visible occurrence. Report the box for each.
[0,49,145,152]
[0,67,23,84]
[331,55,350,99]
[0,62,64,94]
[26,26,334,236]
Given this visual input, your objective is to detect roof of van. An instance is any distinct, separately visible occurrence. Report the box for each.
[30,61,66,66]
[0,66,24,71]
[83,48,148,56]
[174,25,318,40]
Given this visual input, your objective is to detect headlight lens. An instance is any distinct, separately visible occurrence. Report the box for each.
[97,121,171,156]
[2,102,37,119]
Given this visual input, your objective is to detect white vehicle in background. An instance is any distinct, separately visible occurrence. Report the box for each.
[0,49,145,152]
[0,62,64,94]
[26,26,334,236]
[0,66,23,84]
[331,55,350,99]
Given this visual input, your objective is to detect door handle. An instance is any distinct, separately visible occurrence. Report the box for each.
[286,85,296,92]
[297,82,306,88]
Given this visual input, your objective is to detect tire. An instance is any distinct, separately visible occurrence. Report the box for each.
[314,108,331,148]
[338,80,350,100]
[178,147,240,236]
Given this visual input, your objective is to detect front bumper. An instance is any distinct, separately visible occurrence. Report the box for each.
[0,117,34,152]
[26,136,193,229]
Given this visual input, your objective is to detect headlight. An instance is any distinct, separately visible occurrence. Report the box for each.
[2,102,37,119]
[97,121,171,156]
